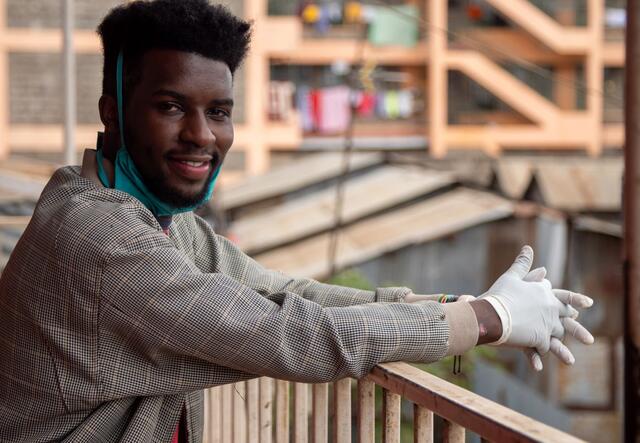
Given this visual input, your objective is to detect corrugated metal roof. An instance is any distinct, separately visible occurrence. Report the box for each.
[217,152,383,210]
[228,166,454,253]
[495,157,623,211]
[254,188,514,279]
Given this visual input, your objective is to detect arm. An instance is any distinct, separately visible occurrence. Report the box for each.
[97,228,477,400]
[186,214,410,307]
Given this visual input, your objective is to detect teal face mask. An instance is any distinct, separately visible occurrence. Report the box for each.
[96,50,220,217]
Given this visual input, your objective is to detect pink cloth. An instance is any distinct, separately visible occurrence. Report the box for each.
[319,86,351,134]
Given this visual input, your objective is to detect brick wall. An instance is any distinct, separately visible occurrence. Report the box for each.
[7,0,247,128]
[9,53,102,125]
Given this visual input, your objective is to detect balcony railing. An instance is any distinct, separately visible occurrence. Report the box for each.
[202,361,585,443]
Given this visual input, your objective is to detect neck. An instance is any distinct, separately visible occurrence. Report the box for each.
[101,130,121,162]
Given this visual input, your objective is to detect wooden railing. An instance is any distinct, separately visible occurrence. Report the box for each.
[202,361,585,443]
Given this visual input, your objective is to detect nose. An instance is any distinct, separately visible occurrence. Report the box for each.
[179,111,216,148]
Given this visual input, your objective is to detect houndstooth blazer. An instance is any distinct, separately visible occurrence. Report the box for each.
[0,157,456,442]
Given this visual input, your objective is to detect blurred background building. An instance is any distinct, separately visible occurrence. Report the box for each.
[0,0,627,441]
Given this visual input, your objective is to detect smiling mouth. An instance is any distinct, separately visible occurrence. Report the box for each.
[167,154,216,181]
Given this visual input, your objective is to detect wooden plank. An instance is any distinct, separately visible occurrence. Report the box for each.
[233,382,247,443]
[357,379,375,443]
[312,383,329,443]
[332,378,351,443]
[442,420,465,443]
[230,166,453,253]
[259,378,273,443]
[218,152,382,209]
[204,387,222,443]
[367,362,586,443]
[275,380,290,443]
[413,405,433,443]
[247,379,260,443]
[221,384,233,443]
[255,188,513,279]
[293,383,308,443]
[382,390,401,443]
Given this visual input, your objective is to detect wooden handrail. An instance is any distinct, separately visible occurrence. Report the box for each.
[202,362,586,443]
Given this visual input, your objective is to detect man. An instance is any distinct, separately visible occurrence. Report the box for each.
[0,1,593,442]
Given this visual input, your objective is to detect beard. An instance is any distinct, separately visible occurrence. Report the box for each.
[142,163,217,209]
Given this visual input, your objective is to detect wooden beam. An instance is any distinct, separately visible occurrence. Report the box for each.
[368,362,585,443]
[586,0,604,156]
[4,29,101,53]
[428,0,447,158]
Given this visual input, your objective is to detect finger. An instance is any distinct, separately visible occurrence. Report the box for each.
[524,348,543,371]
[508,245,534,279]
[562,317,595,344]
[524,267,547,282]
[565,305,579,319]
[553,289,594,309]
[551,317,565,340]
[549,337,575,365]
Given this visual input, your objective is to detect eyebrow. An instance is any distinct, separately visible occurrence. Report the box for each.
[152,89,234,107]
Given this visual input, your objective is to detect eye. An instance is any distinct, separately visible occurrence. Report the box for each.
[208,108,231,119]
[157,102,183,113]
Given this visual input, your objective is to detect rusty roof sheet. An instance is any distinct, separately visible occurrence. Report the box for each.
[253,188,514,279]
[228,165,455,253]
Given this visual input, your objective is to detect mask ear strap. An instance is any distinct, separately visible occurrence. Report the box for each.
[116,50,126,149]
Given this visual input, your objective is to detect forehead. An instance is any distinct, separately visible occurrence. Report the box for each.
[136,49,233,96]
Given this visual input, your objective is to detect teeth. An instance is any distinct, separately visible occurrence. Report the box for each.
[179,160,205,167]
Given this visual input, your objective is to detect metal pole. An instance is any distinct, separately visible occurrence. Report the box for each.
[624,0,640,441]
[62,0,76,165]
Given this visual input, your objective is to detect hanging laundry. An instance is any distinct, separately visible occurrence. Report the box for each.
[368,4,419,47]
[327,2,342,24]
[310,89,322,131]
[301,3,320,24]
[344,2,362,24]
[398,90,414,119]
[356,91,376,118]
[385,90,401,119]
[319,86,351,134]
[375,91,387,119]
[296,86,314,132]
[361,4,377,24]
[315,3,331,34]
[268,81,295,122]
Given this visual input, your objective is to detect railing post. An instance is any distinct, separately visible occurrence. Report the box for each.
[221,384,233,443]
[413,405,433,443]
[259,378,273,443]
[294,383,308,443]
[233,382,247,443]
[275,380,290,443]
[332,378,352,443]
[382,390,401,443]
[247,379,260,443]
[312,383,329,443]
[204,387,222,443]
[443,420,465,443]
[357,379,375,443]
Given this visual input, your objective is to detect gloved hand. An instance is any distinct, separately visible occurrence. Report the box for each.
[480,246,594,370]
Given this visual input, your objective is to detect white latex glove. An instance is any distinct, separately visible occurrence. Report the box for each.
[521,266,589,371]
[480,246,594,368]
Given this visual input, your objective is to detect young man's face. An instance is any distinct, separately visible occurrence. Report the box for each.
[124,49,234,207]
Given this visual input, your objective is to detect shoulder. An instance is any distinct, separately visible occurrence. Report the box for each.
[31,167,167,257]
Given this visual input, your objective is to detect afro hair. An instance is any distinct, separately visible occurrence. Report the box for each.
[97,0,251,98]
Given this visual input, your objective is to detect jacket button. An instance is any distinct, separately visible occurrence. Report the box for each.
[440,313,446,320]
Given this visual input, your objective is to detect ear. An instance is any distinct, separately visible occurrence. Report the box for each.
[98,95,119,131]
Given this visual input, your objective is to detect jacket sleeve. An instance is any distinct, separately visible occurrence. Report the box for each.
[97,228,451,400]
[187,214,411,307]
